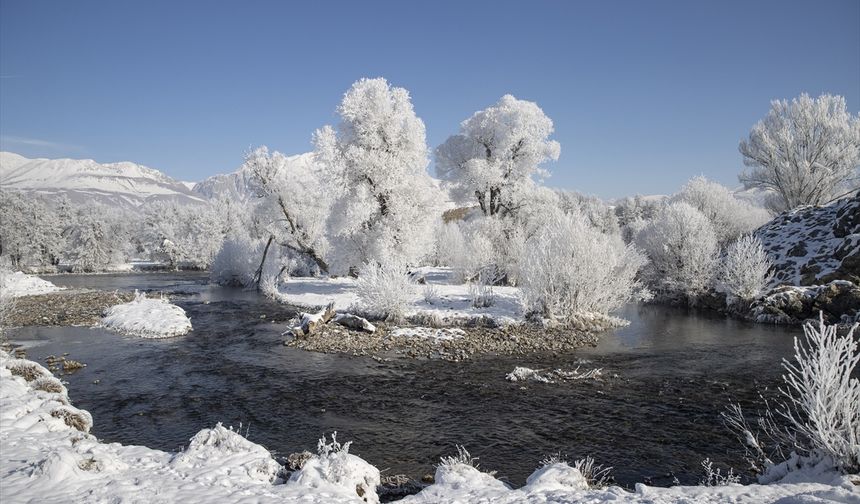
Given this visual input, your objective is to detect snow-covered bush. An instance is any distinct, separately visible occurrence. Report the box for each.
[724,314,860,478]
[519,213,647,323]
[315,77,441,274]
[780,315,859,474]
[210,233,267,287]
[699,458,741,486]
[674,176,771,244]
[451,221,498,284]
[355,260,416,320]
[289,432,381,504]
[720,235,773,305]
[469,283,495,308]
[636,202,719,302]
[433,221,467,267]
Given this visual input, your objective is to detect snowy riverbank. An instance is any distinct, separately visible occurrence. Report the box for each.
[0,270,63,298]
[2,349,857,503]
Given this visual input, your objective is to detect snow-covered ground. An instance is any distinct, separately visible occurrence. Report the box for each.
[101,291,192,338]
[0,270,63,298]
[276,267,523,326]
[1,349,857,504]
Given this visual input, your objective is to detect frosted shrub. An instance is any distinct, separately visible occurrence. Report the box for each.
[520,213,646,324]
[422,283,439,304]
[210,234,264,287]
[290,432,381,504]
[780,315,860,473]
[675,176,771,244]
[699,458,741,486]
[434,221,467,267]
[355,260,415,320]
[452,224,496,284]
[637,202,719,302]
[724,314,860,477]
[720,235,773,305]
[438,445,479,469]
[469,283,495,308]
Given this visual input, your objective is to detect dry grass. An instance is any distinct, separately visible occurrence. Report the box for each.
[51,406,92,433]
[32,376,66,394]
[7,360,51,382]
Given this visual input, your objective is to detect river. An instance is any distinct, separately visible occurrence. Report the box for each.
[7,272,802,488]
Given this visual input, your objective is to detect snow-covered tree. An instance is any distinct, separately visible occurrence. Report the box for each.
[674,176,771,244]
[720,235,773,305]
[244,147,330,274]
[0,191,69,268]
[739,93,860,212]
[435,94,560,218]
[314,77,440,274]
[519,212,646,323]
[142,201,226,269]
[68,204,116,272]
[636,202,719,301]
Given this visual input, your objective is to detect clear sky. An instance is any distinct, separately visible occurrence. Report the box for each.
[1,0,858,198]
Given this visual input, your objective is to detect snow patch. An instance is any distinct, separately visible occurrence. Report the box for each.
[390,327,466,341]
[101,291,192,338]
[0,271,62,298]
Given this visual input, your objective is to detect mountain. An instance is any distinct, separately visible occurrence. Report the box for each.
[0,152,205,208]
[192,152,316,202]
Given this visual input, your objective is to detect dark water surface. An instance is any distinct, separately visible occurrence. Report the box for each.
[10,272,802,487]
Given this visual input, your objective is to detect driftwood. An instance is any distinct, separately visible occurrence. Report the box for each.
[333,313,376,333]
[285,304,376,338]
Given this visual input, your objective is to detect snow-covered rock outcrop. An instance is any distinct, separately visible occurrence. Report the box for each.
[754,192,859,287]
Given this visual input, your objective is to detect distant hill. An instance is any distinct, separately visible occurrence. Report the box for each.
[0,152,206,208]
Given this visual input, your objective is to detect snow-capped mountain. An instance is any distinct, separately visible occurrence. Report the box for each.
[0,152,206,208]
[192,152,316,202]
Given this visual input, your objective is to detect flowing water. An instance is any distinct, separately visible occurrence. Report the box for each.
[8,272,805,488]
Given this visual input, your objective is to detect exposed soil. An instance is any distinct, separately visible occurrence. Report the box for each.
[286,321,599,361]
[3,290,135,327]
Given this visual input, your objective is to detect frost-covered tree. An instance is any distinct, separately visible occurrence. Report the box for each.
[435,94,560,217]
[636,202,719,301]
[720,235,773,306]
[0,191,69,268]
[519,212,646,324]
[68,204,116,272]
[142,201,226,269]
[244,147,330,274]
[674,176,771,244]
[739,94,860,212]
[314,77,440,274]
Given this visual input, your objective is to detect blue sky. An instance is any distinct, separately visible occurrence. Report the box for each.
[1,0,858,198]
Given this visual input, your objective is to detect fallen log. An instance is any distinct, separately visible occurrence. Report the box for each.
[333,313,376,333]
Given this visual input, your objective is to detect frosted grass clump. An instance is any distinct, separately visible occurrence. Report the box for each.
[101,291,192,338]
[289,432,381,504]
